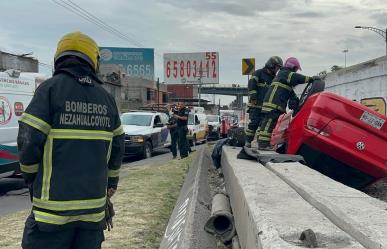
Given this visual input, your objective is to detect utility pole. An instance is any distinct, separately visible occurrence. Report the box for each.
[343,49,348,68]
[156,77,160,108]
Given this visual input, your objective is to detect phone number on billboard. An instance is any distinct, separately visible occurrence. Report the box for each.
[126,64,152,77]
[165,52,217,79]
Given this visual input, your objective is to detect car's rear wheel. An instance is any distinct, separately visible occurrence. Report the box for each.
[143,141,152,159]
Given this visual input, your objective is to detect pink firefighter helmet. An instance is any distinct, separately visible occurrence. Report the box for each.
[284,57,302,71]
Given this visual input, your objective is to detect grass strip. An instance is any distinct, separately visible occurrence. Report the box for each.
[0,157,191,249]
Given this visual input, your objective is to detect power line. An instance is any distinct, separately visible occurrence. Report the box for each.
[52,0,162,57]
[65,0,144,47]
[52,0,137,46]
[53,0,143,47]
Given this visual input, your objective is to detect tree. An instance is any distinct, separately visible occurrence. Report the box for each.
[330,65,343,72]
[318,70,327,80]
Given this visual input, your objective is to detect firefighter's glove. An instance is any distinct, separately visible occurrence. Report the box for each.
[288,97,300,110]
[104,196,115,231]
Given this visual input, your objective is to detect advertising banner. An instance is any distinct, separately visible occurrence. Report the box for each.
[99,47,154,82]
[163,52,219,84]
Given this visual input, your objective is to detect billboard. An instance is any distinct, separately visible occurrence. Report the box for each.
[163,52,219,84]
[99,47,154,82]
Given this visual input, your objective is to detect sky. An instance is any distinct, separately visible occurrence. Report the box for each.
[1,0,387,104]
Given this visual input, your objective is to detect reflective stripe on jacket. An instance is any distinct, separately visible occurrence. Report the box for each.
[247,68,275,109]
[262,69,310,113]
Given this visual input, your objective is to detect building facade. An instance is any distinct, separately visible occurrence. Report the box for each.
[0,51,38,72]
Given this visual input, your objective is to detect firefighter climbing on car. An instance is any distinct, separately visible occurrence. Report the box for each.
[257,57,320,150]
[245,56,283,147]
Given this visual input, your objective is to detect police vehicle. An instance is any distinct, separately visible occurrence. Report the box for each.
[121,111,171,158]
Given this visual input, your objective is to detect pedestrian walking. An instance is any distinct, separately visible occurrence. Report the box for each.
[18,31,125,249]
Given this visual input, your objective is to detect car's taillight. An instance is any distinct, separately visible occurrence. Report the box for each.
[306,118,330,136]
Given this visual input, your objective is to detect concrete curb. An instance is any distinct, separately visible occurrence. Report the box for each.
[221,146,364,249]
[159,146,216,249]
[267,162,387,249]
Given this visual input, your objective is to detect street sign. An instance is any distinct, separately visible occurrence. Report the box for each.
[242,58,255,75]
[163,52,219,84]
[99,47,154,81]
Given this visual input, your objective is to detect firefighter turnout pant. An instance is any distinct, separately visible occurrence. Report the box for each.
[22,214,104,249]
[257,111,282,147]
[245,107,264,143]
[177,126,189,158]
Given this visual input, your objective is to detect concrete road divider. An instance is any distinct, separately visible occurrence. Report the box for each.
[221,146,364,249]
[204,192,236,243]
[160,146,216,249]
[232,235,241,249]
[267,162,387,249]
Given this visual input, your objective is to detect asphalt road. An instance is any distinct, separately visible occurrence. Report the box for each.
[0,147,176,217]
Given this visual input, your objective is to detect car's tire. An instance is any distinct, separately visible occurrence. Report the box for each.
[142,141,152,159]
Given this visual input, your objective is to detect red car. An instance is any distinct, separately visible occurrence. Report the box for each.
[271,83,387,189]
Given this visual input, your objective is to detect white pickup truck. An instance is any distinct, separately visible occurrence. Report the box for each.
[0,70,44,178]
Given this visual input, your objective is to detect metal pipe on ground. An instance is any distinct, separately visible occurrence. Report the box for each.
[204,192,236,243]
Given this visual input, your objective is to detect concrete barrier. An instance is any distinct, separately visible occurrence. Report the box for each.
[159,146,216,249]
[221,146,364,249]
[267,162,387,249]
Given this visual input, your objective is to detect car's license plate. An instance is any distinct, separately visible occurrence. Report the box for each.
[360,111,385,129]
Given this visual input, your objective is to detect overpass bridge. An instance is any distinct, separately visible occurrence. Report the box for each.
[200,85,248,107]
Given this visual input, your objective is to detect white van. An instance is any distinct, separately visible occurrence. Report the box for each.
[187,109,208,145]
[0,70,39,178]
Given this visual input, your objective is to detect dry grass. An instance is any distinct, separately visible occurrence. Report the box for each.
[0,209,29,249]
[103,157,191,249]
[0,157,191,249]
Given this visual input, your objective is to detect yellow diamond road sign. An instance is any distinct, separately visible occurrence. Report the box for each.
[242,58,255,75]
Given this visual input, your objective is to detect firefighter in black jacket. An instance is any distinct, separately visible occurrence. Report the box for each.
[257,57,319,150]
[18,31,125,249]
[245,56,283,147]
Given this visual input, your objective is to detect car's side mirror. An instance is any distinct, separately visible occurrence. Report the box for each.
[154,123,164,128]
[195,120,200,125]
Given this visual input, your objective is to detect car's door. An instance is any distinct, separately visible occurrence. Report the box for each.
[151,115,162,149]
[160,113,171,146]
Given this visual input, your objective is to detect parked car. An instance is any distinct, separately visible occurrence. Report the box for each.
[271,80,387,189]
[187,111,208,145]
[121,111,171,158]
[207,114,221,140]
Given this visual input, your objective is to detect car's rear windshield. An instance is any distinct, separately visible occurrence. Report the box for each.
[207,115,218,122]
[121,113,152,126]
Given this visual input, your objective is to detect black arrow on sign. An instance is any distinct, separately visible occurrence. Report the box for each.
[243,59,254,75]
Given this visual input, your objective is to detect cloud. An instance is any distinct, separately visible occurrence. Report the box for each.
[1,0,387,92]
[370,10,387,26]
[160,0,290,16]
[293,11,325,18]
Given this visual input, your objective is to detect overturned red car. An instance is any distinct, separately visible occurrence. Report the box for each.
[271,81,387,189]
